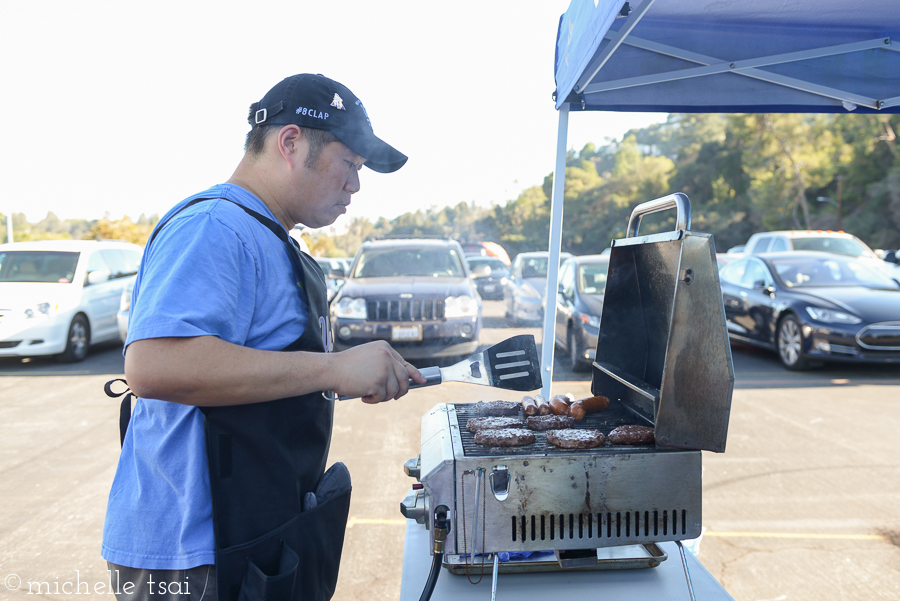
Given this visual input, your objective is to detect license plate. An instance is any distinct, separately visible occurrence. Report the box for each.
[391,325,423,341]
[484,284,496,293]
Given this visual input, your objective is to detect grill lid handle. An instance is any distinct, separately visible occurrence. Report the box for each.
[626,193,692,238]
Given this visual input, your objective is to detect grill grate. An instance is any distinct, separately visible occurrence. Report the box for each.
[367,299,445,322]
[453,402,655,457]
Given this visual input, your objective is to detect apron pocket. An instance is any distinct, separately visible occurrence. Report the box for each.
[218,517,298,601]
[237,540,299,601]
[294,487,352,601]
[218,488,351,601]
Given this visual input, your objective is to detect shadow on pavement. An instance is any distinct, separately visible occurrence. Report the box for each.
[730,341,900,389]
[0,341,125,377]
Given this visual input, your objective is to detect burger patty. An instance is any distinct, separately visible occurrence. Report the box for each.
[474,400,520,417]
[466,416,526,433]
[474,428,536,447]
[546,429,606,449]
[525,415,575,431]
[608,425,655,445]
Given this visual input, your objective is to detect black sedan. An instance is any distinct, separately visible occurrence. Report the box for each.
[719,251,900,370]
[465,256,510,300]
[554,255,609,372]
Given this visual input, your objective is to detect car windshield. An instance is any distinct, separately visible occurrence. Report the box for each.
[354,247,464,278]
[467,258,506,271]
[790,237,871,257]
[0,251,80,283]
[578,263,609,294]
[519,257,549,279]
[771,256,896,289]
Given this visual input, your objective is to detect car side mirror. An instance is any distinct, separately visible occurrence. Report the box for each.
[884,250,897,264]
[558,283,565,295]
[86,270,110,285]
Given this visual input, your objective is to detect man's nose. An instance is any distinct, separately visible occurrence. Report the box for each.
[344,168,361,194]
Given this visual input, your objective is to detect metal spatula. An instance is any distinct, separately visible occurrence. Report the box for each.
[337,335,542,400]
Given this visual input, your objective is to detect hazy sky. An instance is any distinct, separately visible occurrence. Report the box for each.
[2,1,667,227]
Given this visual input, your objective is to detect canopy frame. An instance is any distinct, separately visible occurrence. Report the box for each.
[539,0,900,399]
[584,35,898,111]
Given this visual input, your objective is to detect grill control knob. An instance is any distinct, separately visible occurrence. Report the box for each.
[404,456,421,480]
[400,488,427,524]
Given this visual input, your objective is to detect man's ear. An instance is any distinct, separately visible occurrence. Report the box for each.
[276,125,306,166]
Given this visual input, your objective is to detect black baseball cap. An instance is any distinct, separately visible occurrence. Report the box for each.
[248,74,407,174]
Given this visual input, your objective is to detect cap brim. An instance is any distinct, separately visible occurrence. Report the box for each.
[332,130,408,174]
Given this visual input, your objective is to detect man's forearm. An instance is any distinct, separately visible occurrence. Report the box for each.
[124,336,335,406]
[124,335,425,406]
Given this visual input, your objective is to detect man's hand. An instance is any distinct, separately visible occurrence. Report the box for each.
[329,341,426,404]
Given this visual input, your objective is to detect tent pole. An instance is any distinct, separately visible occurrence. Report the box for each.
[540,104,569,400]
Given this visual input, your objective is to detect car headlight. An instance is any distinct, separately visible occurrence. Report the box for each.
[578,313,602,328]
[334,297,367,320]
[445,295,478,318]
[805,306,862,325]
[24,303,54,319]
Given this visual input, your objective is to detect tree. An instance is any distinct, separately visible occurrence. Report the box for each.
[85,216,156,246]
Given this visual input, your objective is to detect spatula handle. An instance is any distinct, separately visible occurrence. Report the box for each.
[335,366,442,400]
[409,366,442,389]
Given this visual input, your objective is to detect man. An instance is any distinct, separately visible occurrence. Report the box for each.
[102,74,425,601]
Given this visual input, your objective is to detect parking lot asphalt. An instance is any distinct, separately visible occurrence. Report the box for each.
[0,300,898,600]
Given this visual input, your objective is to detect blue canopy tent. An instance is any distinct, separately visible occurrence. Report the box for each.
[539,0,900,396]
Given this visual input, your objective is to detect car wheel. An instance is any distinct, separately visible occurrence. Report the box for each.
[58,314,90,363]
[776,315,810,371]
[567,328,590,373]
[510,300,522,327]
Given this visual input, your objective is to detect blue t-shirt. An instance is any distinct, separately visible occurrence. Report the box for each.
[102,184,307,570]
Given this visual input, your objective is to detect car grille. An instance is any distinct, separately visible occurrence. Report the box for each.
[366,299,445,322]
[0,341,22,349]
[857,322,900,350]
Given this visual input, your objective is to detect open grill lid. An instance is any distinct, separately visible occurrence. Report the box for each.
[591,194,735,452]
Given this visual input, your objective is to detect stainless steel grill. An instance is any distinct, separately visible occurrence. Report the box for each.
[405,403,703,557]
[401,194,735,572]
[367,298,445,321]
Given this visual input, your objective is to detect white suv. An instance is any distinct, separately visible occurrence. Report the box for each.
[743,230,899,279]
[744,230,879,258]
[0,240,143,362]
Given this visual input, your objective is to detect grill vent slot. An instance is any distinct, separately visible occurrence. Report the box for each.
[510,509,688,541]
[367,299,444,322]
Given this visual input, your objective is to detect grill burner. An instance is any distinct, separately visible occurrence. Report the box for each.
[454,403,654,457]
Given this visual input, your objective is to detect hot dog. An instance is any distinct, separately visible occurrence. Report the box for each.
[569,395,610,421]
[521,395,538,416]
[549,394,570,416]
[534,394,551,415]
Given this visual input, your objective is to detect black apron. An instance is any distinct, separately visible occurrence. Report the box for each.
[116,197,350,601]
